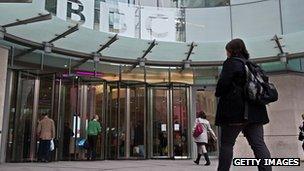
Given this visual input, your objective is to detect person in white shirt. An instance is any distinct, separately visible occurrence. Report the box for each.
[193,111,217,165]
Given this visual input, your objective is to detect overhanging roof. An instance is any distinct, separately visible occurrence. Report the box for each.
[1,1,304,68]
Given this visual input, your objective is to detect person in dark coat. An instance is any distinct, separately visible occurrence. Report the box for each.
[300,114,304,152]
[215,39,272,171]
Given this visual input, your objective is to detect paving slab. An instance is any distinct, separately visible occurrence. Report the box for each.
[0,159,303,171]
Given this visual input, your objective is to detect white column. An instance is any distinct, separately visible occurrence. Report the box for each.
[0,46,9,163]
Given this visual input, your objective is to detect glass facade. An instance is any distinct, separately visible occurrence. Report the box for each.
[1,0,304,164]
[5,71,208,161]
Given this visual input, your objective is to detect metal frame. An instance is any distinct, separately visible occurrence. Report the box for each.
[5,32,302,67]
[272,34,285,55]
[2,14,52,28]
[0,70,13,163]
[71,34,119,69]
[29,76,40,161]
[13,24,79,59]
[126,39,156,72]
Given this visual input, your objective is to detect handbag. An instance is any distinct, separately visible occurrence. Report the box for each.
[50,139,55,151]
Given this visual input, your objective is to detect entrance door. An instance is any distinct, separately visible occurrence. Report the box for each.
[149,84,190,159]
[106,82,146,159]
[56,77,105,161]
[129,84,146,158]
[6,71,38,162]
[172,87,189,158]
[150,87,169,158]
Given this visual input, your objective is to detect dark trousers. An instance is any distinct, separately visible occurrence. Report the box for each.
[38,140,51,161]
[87,135,98,160]
[218,124,271,171]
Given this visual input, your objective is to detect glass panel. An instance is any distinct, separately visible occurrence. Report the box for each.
[231,0,258,5]
[172,88,188,157]
[140,6,177,42]
[121,66,145,82]
[281,0,304,34]
[38,75,55,160]
[7,72,36,162]
[58,77,78,160]
[6,72,18,162]
[193,67,218,85]
[106,83,127,159]
[170,69,194,84]
[107,84,119,159]
[231,0,281,38]
[38,76,54,119]
[118,87,127,158]
[86,84,104,160]
[195,89,218,156]
[129,86,145,157]
[152,89,169,157]
[185,7,231,42]
[145,67,169,84]
[182,0,229,7]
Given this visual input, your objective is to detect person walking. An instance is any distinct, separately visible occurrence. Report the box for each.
[37,113,56,162]
[193,111,217,166]
[299,114,304,153]
[215,38,272,171]
[87,114,102,160]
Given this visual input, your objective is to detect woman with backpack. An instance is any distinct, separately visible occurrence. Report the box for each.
[193,111,217,166]
[215,38,272,171]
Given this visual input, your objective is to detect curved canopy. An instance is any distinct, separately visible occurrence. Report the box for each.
[0,0,304,67]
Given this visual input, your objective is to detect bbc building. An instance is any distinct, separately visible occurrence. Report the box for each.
[0,0,303,163]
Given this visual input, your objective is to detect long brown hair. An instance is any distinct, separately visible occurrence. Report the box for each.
[225,38,249,59]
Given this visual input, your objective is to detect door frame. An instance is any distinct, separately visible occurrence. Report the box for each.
[148,83,192,159]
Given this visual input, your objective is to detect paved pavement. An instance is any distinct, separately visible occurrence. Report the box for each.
[0,159,303,171]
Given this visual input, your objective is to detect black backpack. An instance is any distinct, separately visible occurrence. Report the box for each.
[233,58,278,105]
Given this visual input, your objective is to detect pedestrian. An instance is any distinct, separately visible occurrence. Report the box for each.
[193,111,217,166]
[215,38,272,171]
[299,114,304,153]
[37,113,56,162]
[87,114,101,160]
[63,122,74,160]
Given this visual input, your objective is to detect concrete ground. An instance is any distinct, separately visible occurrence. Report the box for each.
[0,159,303,171]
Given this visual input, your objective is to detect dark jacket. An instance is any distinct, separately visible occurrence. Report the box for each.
[215,57,269,126]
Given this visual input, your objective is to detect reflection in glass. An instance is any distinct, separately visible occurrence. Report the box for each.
[172,88,188,157]
[59,78,78,160]
[118,88,126,158]
[152,89,168,157]
[8,73,35,162]
[130,87,145,157]
[107,86,118,159]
